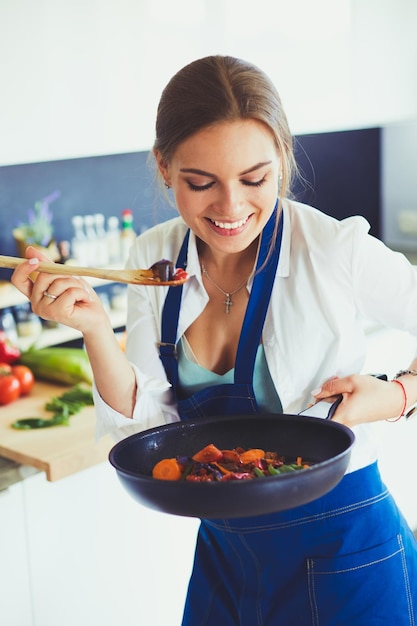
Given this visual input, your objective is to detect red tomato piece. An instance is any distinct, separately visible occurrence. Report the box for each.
[11,365,35,396]
[0,374,21,405]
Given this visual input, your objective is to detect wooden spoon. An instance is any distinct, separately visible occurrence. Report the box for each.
[0,255,188,286]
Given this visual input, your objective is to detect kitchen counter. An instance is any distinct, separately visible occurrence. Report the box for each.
[0,455,39,490]
[0,380,113,488]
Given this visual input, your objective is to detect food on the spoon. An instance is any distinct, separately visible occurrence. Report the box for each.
[152,443,312,481]
[141,259,188,283]
[150,259,175,281]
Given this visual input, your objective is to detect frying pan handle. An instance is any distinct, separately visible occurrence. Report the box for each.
[299,373,388,420]
[298,396,342,420]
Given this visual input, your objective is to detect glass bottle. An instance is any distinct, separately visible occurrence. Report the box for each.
[71,215,89,266]
[0,308,18,344]
[94,213,109,266]
[120,209,136,264]
[107,216,121,265]
[84,214,98,266]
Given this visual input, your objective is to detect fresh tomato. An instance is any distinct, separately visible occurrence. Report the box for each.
[11,365,35,396]
[0,331,21,364]
[0,374,21,405]
[0,363,12,376]
[173,268,188,281]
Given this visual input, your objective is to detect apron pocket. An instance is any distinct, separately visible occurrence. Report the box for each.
[307,534,415,626]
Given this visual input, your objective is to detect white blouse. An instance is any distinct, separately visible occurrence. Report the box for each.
[94,199,417,472]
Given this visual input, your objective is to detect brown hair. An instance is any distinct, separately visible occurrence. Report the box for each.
[153,55,297,201]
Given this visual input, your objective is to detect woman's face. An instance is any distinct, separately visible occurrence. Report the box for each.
[157,119,281,258]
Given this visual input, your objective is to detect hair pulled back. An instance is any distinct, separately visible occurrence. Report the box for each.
[153,55,296,198]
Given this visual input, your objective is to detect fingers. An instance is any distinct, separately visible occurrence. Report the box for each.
[10,247,107,337]
[24,245,51,263]
[310,374,390,426]
[311,375,347,401]
[10,251,43,298]
[11,250,95,323]
[32,275,93,311]
[311,375,352,423]
[31,276,100,334]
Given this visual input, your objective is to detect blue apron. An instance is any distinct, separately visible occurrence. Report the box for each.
[159,206,417,625]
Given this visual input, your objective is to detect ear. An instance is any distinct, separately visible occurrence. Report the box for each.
[153,149,171,186]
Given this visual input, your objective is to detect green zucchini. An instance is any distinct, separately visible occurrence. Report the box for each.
[19,347,93,386]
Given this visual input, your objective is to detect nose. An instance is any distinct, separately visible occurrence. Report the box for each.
[214,182,244,215]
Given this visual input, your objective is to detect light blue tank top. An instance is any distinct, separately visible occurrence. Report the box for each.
[177,338,282,413]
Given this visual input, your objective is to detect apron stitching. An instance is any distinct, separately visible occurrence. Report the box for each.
[194,579,227,626]
[222,524,253,626]
[398,534,416,626]
[237,533,265,626]
[311,547,403,574]
[307,559,320,626]
[205,490,390,533]
[307,536,415,626]
[214,520,265,626]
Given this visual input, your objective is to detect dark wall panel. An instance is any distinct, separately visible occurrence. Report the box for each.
[0,128,381,281]
[293,127,381,237]
[0,151,175,279]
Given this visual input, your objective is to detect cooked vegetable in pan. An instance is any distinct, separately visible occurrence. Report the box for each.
[152,443,312,482]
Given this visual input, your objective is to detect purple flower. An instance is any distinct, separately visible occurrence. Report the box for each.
[17,190,61,246]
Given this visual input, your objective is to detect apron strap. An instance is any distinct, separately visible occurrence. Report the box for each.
[159,230,189,388]
[159,201,283,390]
[234,206,283,382]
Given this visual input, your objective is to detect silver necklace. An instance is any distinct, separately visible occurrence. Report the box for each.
[201,264,249,314]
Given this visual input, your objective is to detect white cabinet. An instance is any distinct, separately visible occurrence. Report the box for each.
[0,483,32,626]
[20,463,198,626]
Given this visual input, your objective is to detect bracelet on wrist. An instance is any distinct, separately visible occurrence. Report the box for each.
[392,370,417,420]
[394,369,417,379]
[386,379,407,422]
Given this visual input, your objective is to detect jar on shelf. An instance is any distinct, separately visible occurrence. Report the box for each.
[0,308,19,344]
[14,303,42,340]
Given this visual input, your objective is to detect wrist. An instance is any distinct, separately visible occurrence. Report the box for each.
[389,370,417,421]
[386,380,407,422]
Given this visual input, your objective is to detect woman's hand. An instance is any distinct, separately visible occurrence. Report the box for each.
[11,247,138,418]
[311,374,406,426]
[11,246,109,337]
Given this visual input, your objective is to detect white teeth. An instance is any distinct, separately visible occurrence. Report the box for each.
[212,216,249,230]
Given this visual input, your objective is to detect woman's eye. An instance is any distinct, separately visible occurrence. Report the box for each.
[187,181,215,192]
[241,176,266,188]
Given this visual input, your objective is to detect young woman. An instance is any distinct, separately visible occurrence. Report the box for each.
[12,55,417,625]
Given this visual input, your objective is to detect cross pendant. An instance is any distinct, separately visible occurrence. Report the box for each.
[224,293,233,314]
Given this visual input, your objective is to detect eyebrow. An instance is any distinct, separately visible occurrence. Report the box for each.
[179,161,272,178]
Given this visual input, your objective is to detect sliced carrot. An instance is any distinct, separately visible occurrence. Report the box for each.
[152,458,183,481]
[192,443,223,463]
[239,448,265,464]
[296,456,303,467]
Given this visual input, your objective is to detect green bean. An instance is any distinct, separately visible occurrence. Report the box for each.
[11,385,93,430]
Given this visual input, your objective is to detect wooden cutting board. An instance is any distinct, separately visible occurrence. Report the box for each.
[0,380,113,481]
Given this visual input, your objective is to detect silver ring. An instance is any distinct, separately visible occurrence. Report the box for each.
[43,290,58,300]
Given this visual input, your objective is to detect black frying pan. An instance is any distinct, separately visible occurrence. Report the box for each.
[109,413,354,519]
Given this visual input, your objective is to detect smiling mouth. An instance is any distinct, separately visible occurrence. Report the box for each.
[209,216,250,230]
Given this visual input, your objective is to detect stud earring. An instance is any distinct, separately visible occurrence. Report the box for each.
[165,182,171,189]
